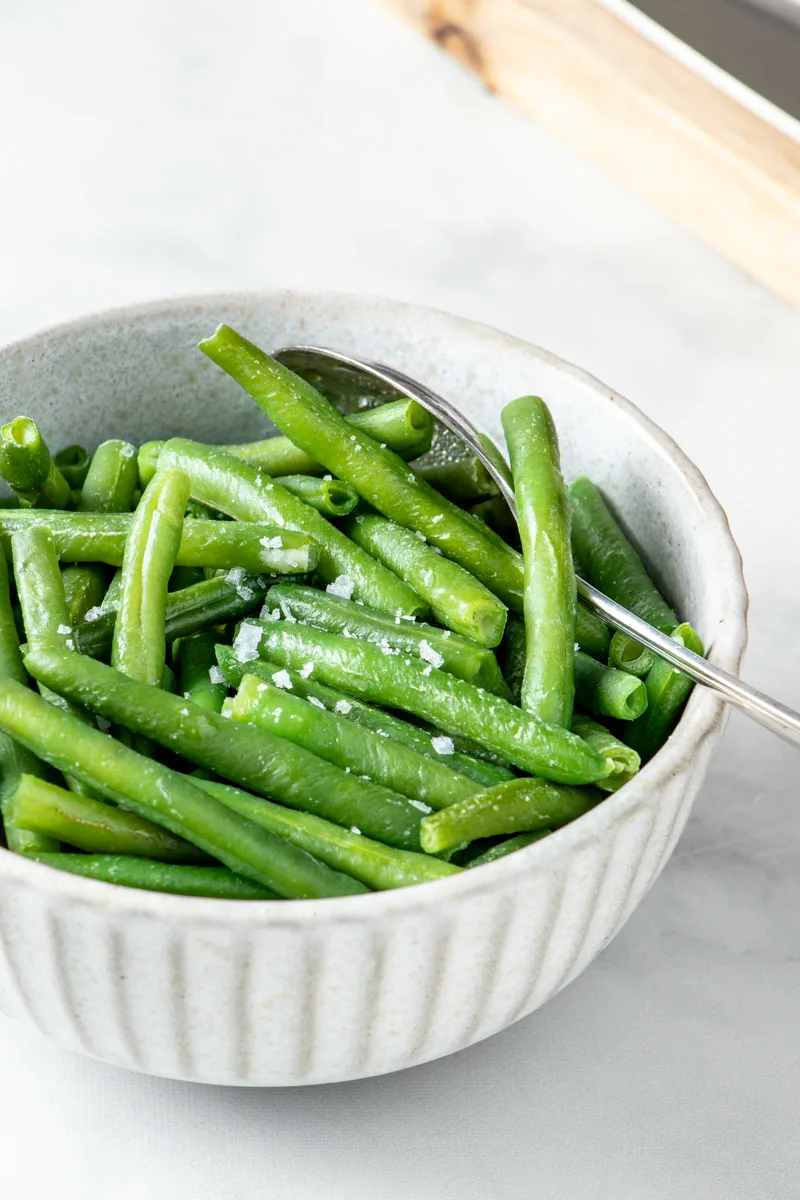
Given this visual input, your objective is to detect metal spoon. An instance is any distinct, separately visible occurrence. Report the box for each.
[274,344,800,747]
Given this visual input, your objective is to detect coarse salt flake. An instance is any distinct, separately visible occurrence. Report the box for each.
[260,535,283,549]
[334,699,352,714]
[56,623,72,635]
[226,567,247,587]
[419,640,444,668]
[350,825,361,835]
[326,575,354,599]
[308,696,325,709]
[209,665,227,685]
[431,735,455,755]
[233,623,262,663]
[298,661,314,679]
[83,606,103,623]
[272,670,293,690]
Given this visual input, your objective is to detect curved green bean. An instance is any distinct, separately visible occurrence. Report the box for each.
[420,777,600,853]
[226,673,480,810]
[24,646,430,850]
[344,511,506,647]
[571,714,640,792]
[232,619,613,784]
[11,773,208,861]
[174,631,229,713]
[158,438,425,618]
[79,440,139,512]
[469,496,518,545]
[27,853,281,899]
[198,326,525,609]
[61,564,109,625]
[53,445,91,489]
[624,623,704,762]
[0,418,70,509]
[215,646,514,788]
[575,601,612,662]
[466,830,550,868]
[569,477,677,632]
[607,631,655,678]
[266,581,509,694]
[417,457,499,504]
[574,651,648,721]
[502,395,575,727]
[0,677,366,898]
[197,777,459,890]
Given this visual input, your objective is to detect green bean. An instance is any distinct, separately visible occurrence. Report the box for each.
[571,714,640,792]
[53,445,91,489]
[569,477,678,632]
[499,613,526,705]
[11,773,208,861]
[0,551,58,853]
[0,678,366,898]
[24,647,429,850]
[27,853,281,899]
[174,631,228,713]
[75,573,273,659]
[215,647,513,788]
[607,631,655,678]
[226,673,480,810]
[158,438,425,618]
[232,619,613,784]
[273,474,359,517]
[502,396,576,727]
[574,651,648,721]
[417,457,499,504]
[575,601,612,662]
[344,511,506,647]
[169,564,205,591]
[624,623,704,762]
[469,497,518,544]
[61,564,109,624]
[265,581,509,695]
[138,399,434,487]
[112,470,190,690]
[477,434,514,489]
[0,511,319,575]
[466,830,551,868]
[78,439,139,512]
[420,777,600,853]
[197,777,459,890]
[0,418,70,509]
[198,326,524,609]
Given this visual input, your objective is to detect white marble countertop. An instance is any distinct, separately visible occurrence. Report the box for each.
[1,1,799,1196]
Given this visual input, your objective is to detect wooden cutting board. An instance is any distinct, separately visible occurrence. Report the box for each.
[383,0,800,308]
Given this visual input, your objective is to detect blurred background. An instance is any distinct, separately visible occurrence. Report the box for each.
[0,2,799,1198]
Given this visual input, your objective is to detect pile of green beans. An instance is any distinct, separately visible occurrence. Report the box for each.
[0,326,701,899]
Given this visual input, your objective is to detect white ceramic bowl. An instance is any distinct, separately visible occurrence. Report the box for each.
[0,292,747,1086]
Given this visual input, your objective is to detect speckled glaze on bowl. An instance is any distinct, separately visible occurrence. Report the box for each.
[0,292,747,1086]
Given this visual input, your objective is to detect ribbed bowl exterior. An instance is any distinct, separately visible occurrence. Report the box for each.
[0,293,747,1085]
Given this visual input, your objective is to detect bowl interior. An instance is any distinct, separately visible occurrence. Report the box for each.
[0,290,744,667]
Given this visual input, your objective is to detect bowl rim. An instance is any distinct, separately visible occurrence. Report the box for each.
[0,288,748,925]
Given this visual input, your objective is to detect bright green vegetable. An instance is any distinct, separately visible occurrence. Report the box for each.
[469,496,518,544]
[575,602,612,662]
[157,438,425,618]
[0,510,319,575]
[273,474,359,517]
[61,564,109,625]
[569,477,678,632]
[198,325,525,609]
[0,678,366,898]
[137,398,434,486]
[571,714,640,792]
[112,469,191,690]
[265,581,509,694]
[574,651,648,721]
[215,647,514,788]
[0,417,70,509]
[24,647,430,850]
[344,511,506,647]
[478,434,514,489]
[607,632,655,678]
[11,773,208,861]
[226,673,480,810]
[466,830,550,868]
[27,853,281,899]
[197,777,459,890]
[78,440,139,513]
[174,631,228,713]
[0,550,57,853]
[624,623,704,762]
[53,445,91,489]
[232,619,613,784]
[502,395,575,727]
[420,777,600,853]
[417,457,499,504]
[75,572,274,660]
